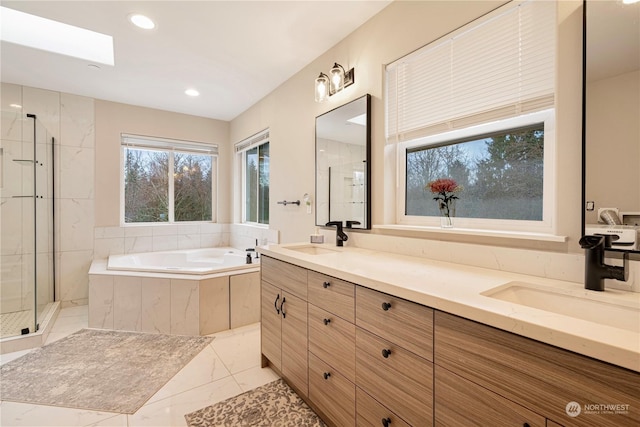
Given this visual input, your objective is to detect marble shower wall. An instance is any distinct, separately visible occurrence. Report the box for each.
[1,83,96,310]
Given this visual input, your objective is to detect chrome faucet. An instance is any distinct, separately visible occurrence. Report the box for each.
[326,221,348,247]
[579,234,629,291]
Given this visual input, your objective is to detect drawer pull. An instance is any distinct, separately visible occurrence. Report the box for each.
[323,372,331,380]
[274,294,280,314]
[323,318,331,325]
[382,418,392,427]
[323,281,331,288]
[381,302,392,311]
[381,348,392,358]
[523,424,530,427]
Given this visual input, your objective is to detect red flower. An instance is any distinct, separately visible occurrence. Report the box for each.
[427,178,461,194]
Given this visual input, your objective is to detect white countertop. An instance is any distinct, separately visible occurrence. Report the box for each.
[258,243,640,373]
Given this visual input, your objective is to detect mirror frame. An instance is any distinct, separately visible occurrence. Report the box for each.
[315,94,372,230]
[581,0,640,255]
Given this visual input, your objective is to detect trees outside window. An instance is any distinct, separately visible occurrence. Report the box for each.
[123,141,216,224]
[243,142,269,225]
[406,124,545,221]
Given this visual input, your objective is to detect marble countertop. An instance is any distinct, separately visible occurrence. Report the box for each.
[258,243,640,373]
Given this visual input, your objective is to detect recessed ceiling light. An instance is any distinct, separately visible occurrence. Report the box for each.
[0,6,114,66]
[622,0,639,4]
[129,14,155,30]
[185,89,200,97]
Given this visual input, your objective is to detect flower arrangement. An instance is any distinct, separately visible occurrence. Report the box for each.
[426,178,462,227]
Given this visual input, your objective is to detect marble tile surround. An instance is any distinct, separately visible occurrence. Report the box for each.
[89,266,260,336]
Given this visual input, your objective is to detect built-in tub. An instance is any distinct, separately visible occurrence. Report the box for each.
[89,247,261,337]
[107,247,253,274]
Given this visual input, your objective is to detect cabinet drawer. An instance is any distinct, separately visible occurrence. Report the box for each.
[356,327,433,427]
[356,387,411,427]
[261,256,307,299]
[435,311,640,427]
[308,270,355,321]
[435,366,545,426]
[309,303,356,382]
[309,352,355,427]
[356,286,433,360]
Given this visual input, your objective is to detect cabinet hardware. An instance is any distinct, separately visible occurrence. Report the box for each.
[381,302,392,311]
[323,318,331,325]
[323,372,331,380]
[323,281,331,288]
[382,348,392,358]
[280,297,286,318]
[523,424,530,427]
[381,418,392,427]
[274,294,280,314]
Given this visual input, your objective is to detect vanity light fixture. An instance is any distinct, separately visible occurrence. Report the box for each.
[315,73,330,102]
[314,62,355,102]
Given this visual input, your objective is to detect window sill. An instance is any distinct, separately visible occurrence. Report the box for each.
[373,224,567,243]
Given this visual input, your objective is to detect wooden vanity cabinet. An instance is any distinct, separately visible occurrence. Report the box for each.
[260,256,308,396]
[308,271,357,426]
[434,311,640,427]
[356,286,434,426]
[435,366,546,426]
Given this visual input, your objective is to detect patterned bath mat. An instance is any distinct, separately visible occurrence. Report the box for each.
[0,328,212,414]
[185,378,326,427]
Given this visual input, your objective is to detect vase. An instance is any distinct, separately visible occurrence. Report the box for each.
[438,199,456,228]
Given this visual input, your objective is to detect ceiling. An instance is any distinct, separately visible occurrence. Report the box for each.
[0,1,391,121]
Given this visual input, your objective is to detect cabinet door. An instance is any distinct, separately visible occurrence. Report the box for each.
[261,280,282,370]
[435,366,546,426]
[281,291,308,397]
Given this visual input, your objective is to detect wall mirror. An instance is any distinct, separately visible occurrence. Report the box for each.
[583,0,640,253]
[316,94,371,229]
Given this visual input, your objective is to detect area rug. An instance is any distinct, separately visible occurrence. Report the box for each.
[185,378,325,427]
[0,328,212,414]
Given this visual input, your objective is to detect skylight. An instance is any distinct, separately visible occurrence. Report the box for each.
[0,6,114,66]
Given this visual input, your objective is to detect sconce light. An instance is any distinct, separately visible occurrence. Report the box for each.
[315,62,355,102]
[315,73,329,102]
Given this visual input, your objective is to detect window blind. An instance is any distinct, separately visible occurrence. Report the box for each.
[386,0,556,143]
[235,129,270,153]
[121,134,218,155]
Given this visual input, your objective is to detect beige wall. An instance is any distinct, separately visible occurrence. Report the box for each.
[94,100,231,226]
[585,69,640,224]
[230,0,585,252]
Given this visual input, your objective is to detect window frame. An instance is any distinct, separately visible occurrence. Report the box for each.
[236,130,270,226]
[119,135,218,226]
[396,109,556,234]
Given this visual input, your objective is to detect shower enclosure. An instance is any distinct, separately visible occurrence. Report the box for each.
[0,112,55,340]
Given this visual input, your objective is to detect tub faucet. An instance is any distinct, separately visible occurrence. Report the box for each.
[579,234,629,291]
[245,248,256,264]
[326,221,348,247]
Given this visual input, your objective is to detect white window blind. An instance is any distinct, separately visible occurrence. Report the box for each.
[386,0,556,143]
[121,133,218,155]
[235,129,269,153]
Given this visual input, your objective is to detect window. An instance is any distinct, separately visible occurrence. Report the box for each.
[236,130,270,225]
[121,134,218,224]
[386,0,557,233]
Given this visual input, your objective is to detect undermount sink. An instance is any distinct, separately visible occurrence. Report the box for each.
[282,245,339,255]
[482,282,640,333]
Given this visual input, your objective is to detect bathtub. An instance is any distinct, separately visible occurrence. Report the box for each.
[107,247,257,275]
[90,247,261,336]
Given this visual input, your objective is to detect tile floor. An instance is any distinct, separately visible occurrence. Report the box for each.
[0,305,279,426]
